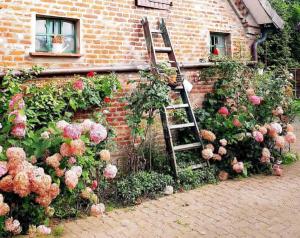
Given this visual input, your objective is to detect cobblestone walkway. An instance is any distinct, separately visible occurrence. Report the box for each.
[62,120,300,238]
[62,161,300,238]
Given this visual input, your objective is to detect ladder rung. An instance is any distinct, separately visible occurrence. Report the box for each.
[166,104,189,110]
[173,85,183,90]
[174,142,202,151]
[154,47,172,53]
[169,123,195,130]
[151,29,163,34]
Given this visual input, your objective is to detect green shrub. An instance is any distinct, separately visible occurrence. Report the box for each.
[282,152,299,165]
[115,171,174,205]
[178,166,218,190]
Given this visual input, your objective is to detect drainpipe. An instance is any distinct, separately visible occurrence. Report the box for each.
[251,28,269,62]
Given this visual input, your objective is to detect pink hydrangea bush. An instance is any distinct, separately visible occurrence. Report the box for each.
[192,61,296,178]
[8,94,27,138]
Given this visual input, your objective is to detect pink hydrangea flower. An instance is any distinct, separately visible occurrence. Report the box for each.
[219,139,227,147]
[253,131,264,143]
[232,162,244,173]
[286,124,294,132]
[272,106,284,116]
[218,107,229,116]
[73,79,84,91]
[60,143,72,157]
[91,180,98,191]
[13,171,31,197]
[273,164,283,176]
[285,132,296,144]
[0,175,14,192]
[56,120,69,131]
[246,88,255,97]
[261,148,271,163]
[68,157,77,165]
[201,148,214,160]
[0,202,10,216]
[275,136,285,149]
[10,111,27,124]
[90,124,108,144]
[6,147,26,161]
[270,122,282,134]
[41,131,50,139]
[249,95,261,105]
[70,139,86,156]
[103,164,118,179]
[0,161,8,178]
[218,146,227,155]
[5,217,22,235]
[9,94,25,110]
[46,153,62,169]
[80,119,94,133]
[233,118,242,127]
[65,170,78,190]
[63,124,82,140]
[90,203,105,217]
[11,124,26,138]
[37,225,52,235]
[259,126,268,135]
[71,166,82,177]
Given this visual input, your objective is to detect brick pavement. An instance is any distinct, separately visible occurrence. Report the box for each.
[62,161,300,238]
[61,120,300,238]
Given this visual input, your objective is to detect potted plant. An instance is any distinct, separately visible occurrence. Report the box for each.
[157,62,178,86]
[52,35,68,53]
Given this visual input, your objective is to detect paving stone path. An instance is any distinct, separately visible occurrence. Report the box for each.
[62,161,300,238]
[62,120,300,238]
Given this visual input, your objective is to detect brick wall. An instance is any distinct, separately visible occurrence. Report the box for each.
[0,0,259,160]
[0,0,258,69]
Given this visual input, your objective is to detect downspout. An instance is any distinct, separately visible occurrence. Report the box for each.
[251,28,269,62]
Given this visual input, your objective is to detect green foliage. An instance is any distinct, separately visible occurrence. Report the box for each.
[282,152,299,165]
[53,224,64,237]
[259,0,300,67]
[126,70,170,140]
[115,171,174,205]
[0,69,120,130]
[178,166,218,190]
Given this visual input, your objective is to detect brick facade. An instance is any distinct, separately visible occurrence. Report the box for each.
[0,0,260,160]
[0,0,258,69]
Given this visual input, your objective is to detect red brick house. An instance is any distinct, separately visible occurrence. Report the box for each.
[0,0,283,157]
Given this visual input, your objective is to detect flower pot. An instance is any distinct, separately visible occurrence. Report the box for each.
[52,43,68,54]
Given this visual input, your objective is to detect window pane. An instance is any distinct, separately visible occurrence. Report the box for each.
[35,35,50,52]
[54,20,60,35]
[62,21,75,35]
[47,20,54,35]
[36,19,47,34]
[63,36,75,53]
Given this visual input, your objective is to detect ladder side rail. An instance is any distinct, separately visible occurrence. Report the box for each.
[142,17,158,66]
[180,86,204,149]
[160,108,179,177]
[159,19,181,74]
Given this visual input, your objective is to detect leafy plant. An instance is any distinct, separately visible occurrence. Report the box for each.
[178,166,218,190]
[115,171,174,205]
[125,68,171,172]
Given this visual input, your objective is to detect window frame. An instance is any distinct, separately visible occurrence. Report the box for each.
[210,32,231,57]
[135,0,172,10]
[34,15,80,54]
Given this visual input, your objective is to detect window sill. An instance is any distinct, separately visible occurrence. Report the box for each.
[30,52,82,58]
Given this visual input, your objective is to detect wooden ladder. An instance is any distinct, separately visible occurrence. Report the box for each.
[141,17,208,177]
